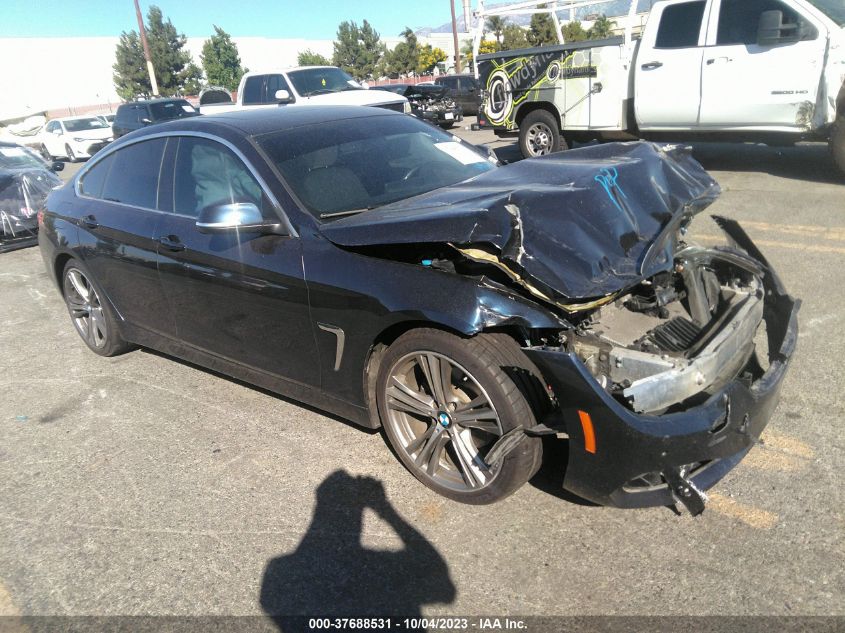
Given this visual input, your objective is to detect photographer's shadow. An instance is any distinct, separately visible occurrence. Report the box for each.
[260,470,455,623]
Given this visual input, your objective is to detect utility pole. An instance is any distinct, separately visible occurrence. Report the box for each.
[134,0,159,96]
[450,0,462,74]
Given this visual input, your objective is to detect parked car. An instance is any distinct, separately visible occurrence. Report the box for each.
[374,83,463,128]
[96,114,115,127]
[39,116,113,162]
[0,142,62,252]
[198,66,410,115]
[434,74,481,115]
[112,98,200,139]
[39,106,798,513]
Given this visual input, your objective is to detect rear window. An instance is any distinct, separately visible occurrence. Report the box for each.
[100,139,166,209]
[655,1,706,48]
[150,101,196,121]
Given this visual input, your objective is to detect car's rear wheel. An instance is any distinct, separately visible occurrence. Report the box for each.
[377,329,545,504]
[65,145,77,162]
[61,260,131,357]
[519,109,566,158]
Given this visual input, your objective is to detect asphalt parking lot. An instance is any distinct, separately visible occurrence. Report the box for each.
[1,123,843,621]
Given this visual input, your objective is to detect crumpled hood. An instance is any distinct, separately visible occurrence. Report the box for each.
[319,142,720,301]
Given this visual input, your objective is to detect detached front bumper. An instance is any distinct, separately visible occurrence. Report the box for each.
[524,219,800,513]
[418,107,463,126]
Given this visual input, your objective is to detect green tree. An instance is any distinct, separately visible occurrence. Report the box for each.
[588,14,617,39]
[200,26,248,91]
[462,38,498,67]
[386,27,419,76]
[501,24,530,50]
[562,20,588,42]
[113,5,202,99]
[332,20,386,80]
[528,5,559,47]
[417,44,447,74]
[485,15,506,46]
[297,49,331,66]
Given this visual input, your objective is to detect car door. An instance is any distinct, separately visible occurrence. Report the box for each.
[457,76,479,113]
[154,134,319,385]
[634,0,710,128]
[74,137,176,336]
[45,121,63,156]
[698,0,827,128]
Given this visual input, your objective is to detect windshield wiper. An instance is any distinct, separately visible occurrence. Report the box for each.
[319,206,375,219]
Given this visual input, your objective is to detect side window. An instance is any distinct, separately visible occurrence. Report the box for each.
[655,1,706,48]
[46,121,57,133]
[242,76,264,105]
[266,74,290,100]
[172,137,269,219]
[79,153,115,198]
[101,138,166,209]
[716,0,811,45]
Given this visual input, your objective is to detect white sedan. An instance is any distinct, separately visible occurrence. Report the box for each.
[39,116,113,162]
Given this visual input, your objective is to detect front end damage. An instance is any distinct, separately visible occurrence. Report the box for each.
[524,219,799,514]
[320,142,799,513]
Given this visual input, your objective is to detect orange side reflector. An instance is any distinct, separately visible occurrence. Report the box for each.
[578,410,596,454]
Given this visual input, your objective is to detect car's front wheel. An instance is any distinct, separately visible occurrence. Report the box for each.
[377,329,545,504]
[40,144,53,161]
[61,260,132,357]
[65,144,77,162]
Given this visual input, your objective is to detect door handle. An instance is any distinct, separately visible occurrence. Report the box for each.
[157,235,186,252]
[706,57,732,65]
[81,214,99,229]
[641,61,663,70]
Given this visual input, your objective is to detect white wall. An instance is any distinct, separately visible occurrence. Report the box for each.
[0,33,467,120]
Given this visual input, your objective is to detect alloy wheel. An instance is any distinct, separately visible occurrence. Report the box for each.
[63,268,108,349]
[383,351,504,492]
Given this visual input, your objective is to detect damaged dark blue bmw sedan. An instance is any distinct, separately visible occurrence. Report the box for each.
[38,106,799,514]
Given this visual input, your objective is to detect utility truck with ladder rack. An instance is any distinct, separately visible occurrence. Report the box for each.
[473,0,845,173]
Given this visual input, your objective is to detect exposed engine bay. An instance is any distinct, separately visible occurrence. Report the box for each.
[568,244,766,414]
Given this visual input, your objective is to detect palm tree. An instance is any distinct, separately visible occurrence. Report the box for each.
[588,14,617,40]
[485,15,507,46]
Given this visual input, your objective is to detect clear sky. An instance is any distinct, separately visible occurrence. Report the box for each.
[0,0,459,39]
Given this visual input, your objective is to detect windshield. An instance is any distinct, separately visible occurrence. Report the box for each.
[150,100,197,120]
[258,114,496,219]
[0,146,47,170]
[807,0,845,25]
[63,117,108,132]
[287,67,362,97]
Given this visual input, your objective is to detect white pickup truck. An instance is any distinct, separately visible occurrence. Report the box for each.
[199,66,410,115]
[475,0,845,172]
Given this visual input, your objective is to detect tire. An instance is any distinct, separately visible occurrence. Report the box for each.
[519,109,567,158]
[40,144,53,161]
[830,116,845,176]
[439,121,455,130]
[376,328,545,504]
[65,144,77,162]
[61,259,132,357]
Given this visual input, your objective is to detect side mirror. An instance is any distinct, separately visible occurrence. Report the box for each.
[274,89,294,104]
[140,118,152,125]
[51,161,64,172]
[53,129,63,135]
[757,10,802,46]
[196,201,281,234]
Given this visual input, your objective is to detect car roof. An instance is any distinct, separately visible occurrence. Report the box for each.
[124,105,401,139]
[53,115,103,122]
[118,98,190,107]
